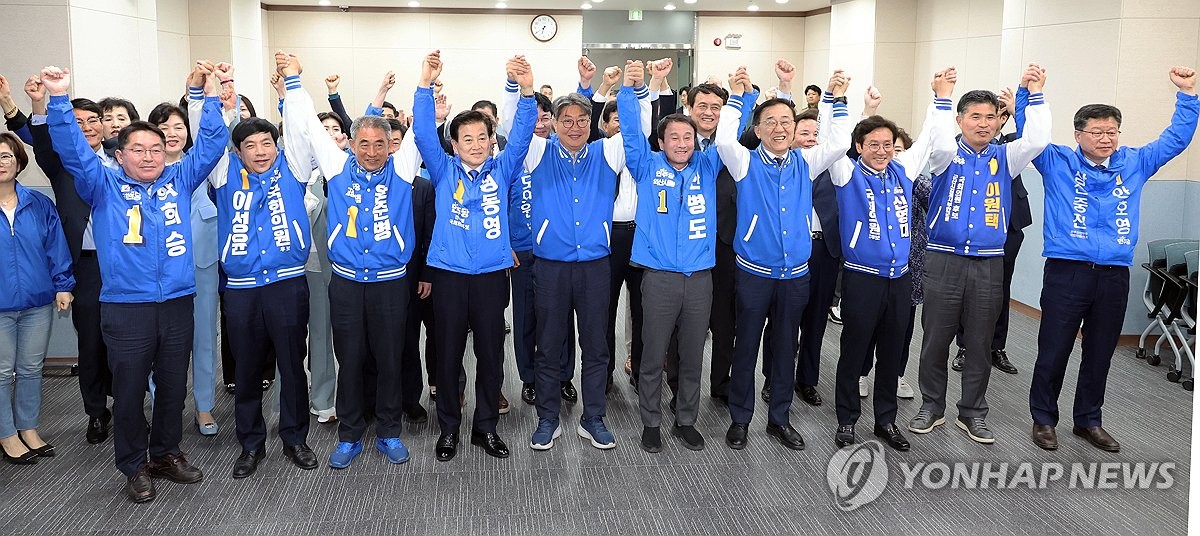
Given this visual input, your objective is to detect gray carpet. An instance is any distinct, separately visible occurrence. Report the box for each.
[0,304,1191,535]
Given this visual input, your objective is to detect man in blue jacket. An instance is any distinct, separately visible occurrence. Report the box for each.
[44,62,227,503]
[1029,66,1198,453]
[412,51,537,462]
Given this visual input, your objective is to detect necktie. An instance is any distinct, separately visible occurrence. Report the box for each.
[468,169,479,180]
[775,157,784,168]
[1096,164,1106,171]
[700,138,710,151]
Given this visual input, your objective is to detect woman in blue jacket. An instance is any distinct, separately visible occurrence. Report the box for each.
[0,132,74,464]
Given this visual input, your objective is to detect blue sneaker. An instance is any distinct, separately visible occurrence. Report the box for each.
[530,418,562,451]
[328,440,363,469]
[376,437,410,464]
[577,416,616,449]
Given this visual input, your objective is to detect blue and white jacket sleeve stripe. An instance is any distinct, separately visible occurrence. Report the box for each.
[934,97,952,111]
[187,86,204,101]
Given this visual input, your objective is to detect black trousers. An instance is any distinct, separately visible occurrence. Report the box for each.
[607,224,644,383]
[511,250,576,385]
[708,240,737,397]
[863,304,918,377]
[101,296,193,477]
[955,228,1024,350]
[225,277,311,451]
[796,239,840,387]
[729,269,809,426]
[1030,259,1128,428]
[329,275,408,442]
[220,291,276,386]
[72,252,111,419]
[430,268,509,435]
[533,257,610,422]
[835,270,911,427]
[403,275,435,404]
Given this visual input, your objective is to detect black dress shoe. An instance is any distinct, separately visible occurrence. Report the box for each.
[796,384,823,406]
[873,423,911,451]
[991,349,1018,375]
[86,412,111,444]
[766,423,805,451]
[521,383,536,404]
[560,381,578,402]
[470,430,510,459]
[283,444,319,469]
[725,422,749,450]
[231,450,264,479]
[261,379,274,392]
[761,385,772,403]
[126,468,156,504]
[402,404,429,424]
[951,347,966,372]
[835,424,856,448]
[224,383,236,394]
[436,433,459,462]
[1032,424,1058,450]
[1072,425,1120,452]
[147,452,204,484]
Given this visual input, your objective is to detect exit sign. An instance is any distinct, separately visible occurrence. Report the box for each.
[629,9,643,21]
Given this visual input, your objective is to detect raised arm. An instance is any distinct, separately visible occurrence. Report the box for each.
[42,67,113,204]
[412,50,453,186]
[1004,63,1052,173]
[495,57,538,185]
[899,67,957,178]
[1134,66,1199,177]
[277,51,350,180]
[714,67,754,181]
[177,64,232,194]
[617,69,654,182]
[802,70,852,175]
[325,74,354,131]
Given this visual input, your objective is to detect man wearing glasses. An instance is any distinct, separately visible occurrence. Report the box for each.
[1028,66,1198,453]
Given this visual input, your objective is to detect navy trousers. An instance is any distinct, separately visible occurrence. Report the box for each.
[225,277,311,451]
[835,270,911,427]
[729,269,810,427]
[329,276,408,442]
[101,296,193,477]
[431,267,509,435]
[1030,259,1128,428]
[796,239,840,387]
[511,249,575,386]
[533,257,610,422]
[403,273,435,406]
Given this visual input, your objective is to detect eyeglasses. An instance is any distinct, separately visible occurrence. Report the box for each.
[1076,129,1120,140]
[759,118,795,130]
[557,117,590,129]
[122,147,165,159]
[76,117,101,128]
[0,154,15,165]
[864,142,894,152]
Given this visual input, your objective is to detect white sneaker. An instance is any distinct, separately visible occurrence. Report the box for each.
[858,377,868,398]
[897,377,914,399]
[311,407,337,423]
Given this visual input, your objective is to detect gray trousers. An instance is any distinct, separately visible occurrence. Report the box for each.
[639,269,713,428]
[917,251,1004,419]
[306,269,336,412]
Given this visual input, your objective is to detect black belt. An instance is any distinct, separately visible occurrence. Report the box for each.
[80,250,97,258]
[1054,258,1121,271]
[612,220,636,231]
[811,231,824,240]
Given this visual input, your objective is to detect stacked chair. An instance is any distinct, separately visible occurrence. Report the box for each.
[1137,239,1198,391]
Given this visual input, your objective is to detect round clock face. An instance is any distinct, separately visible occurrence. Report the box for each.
[531,14,557,42]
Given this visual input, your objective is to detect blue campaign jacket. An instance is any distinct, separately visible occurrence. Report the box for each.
[211,154,312,288]
[0,184,74,311]
[837,159,914,278]
[281,75,421,283]
[48,94,228,303]
[714,93,852,279]
[1035,91,1199,266]
[508,171,534,252]
[413,85,537,274]
[926,92,1050,257]
[618,85,719,274]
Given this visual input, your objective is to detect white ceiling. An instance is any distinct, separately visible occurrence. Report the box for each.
[266,0,831,13]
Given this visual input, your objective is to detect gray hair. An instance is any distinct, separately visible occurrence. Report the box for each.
[349,115,392,139]
[551,93,592,119]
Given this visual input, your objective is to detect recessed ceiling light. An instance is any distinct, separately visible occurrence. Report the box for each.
[747,2,759,11]
[496,1,507,6]
[407,0,419,6]
[318,0,330,5]
[665,3,676,9]
[593,0,605,3]
[684,0,697,3]
[776,0,789,3]
[581,2,592,8]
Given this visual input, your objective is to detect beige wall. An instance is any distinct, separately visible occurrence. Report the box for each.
[262,11,585,122]
[694,16,807,98]
[909,0,1004,134]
